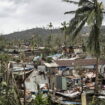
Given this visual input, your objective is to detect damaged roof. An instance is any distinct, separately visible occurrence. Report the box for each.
[54,59,105,67]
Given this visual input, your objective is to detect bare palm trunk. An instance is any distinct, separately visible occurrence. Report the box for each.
[64,31,66,46]
[95,57,99,94]
[48,76,51,90]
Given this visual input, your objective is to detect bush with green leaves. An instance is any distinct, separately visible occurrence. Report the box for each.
[88,96,105,105]
[30,93,49,105]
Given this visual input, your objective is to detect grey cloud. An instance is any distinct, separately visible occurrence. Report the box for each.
[0,0,29,17]
[0,0,105,34]
[8,0,28,4]
[16,0,75,23]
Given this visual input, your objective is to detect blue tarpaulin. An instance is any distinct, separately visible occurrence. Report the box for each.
[61,101,81,105]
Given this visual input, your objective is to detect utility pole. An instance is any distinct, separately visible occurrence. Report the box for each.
[23,63,26,105]
[81,92,87,105]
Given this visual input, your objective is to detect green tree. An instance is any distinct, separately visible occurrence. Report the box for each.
[30,93,49,105]
[47,22,53,48]
[0,54,22,105]
[64,0,104,93]
[0,36,7,51]
[30,35,37,53]
[55,36,61,49]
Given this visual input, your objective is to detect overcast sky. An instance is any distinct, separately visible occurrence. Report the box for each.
[0,0,105,34]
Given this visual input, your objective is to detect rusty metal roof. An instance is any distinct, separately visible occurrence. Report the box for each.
[54,59,105,67]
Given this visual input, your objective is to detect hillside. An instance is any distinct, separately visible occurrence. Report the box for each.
[3,26,105,40]
[3,28,62,40]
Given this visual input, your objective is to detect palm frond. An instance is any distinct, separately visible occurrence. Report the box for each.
[65,3,94,15]
[79,0,94,6]
[72,17,87,40]
[67,9,89,35]
[87,9,95,25]
[79,0,88,5]
[63,0,78,4]
[76,6,94,14]
[65,10,76,14]
[87,24,100,57]
[96,2,103,28]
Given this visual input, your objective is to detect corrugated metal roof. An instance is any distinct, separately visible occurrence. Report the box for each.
[44,62,58,67]
[55,59,105,67]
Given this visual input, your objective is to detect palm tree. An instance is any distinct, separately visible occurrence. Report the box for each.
[47,22,53,47]
[48,22,53,30]
[30,35,37,54]
[61,21,68,46]
[63,0,104,93]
